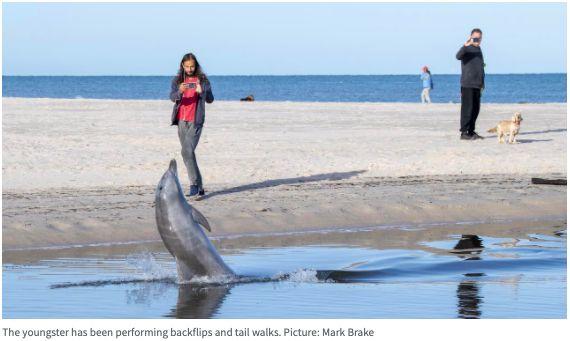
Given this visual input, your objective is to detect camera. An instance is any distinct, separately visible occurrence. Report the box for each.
[472,38,480,43]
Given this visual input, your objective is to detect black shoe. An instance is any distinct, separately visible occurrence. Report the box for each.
[187,185,199,197]
[193,189,206,201]
[460,133,474,140]
[471,132,485,140]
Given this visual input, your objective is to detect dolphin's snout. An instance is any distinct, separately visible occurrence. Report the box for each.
[156,160,185,206]
[157,160,179,193]
[169,159,178,175]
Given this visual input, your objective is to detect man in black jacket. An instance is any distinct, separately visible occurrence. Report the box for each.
[456,28,485,140]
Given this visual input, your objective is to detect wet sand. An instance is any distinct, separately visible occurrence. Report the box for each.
[2,98,567,250]
[2,173,566,250]
[3,215,565,264]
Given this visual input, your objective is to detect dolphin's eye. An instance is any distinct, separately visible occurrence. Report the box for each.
[159,186,163,191]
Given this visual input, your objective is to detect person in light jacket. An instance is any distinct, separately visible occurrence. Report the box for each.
[420,66,433,104]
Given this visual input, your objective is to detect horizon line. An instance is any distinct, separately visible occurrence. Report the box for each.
[3,72,567,77]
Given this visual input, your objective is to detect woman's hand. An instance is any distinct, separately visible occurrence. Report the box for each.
[195,79,203,94]
[178,83,187,93]
[464,37,473,47]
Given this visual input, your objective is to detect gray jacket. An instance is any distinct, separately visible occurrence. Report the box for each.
[169,76,214,126]
[456,45,485,89]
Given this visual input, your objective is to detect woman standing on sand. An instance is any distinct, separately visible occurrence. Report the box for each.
[169,53,214,197]
[420,66,433,104]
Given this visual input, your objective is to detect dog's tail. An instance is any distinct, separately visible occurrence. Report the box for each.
[487,127,497,133]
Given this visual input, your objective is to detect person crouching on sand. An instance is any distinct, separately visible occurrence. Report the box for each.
[420,66,433,104]
[169,53,214,198]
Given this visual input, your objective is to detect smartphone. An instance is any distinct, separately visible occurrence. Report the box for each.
[472,38,480,43]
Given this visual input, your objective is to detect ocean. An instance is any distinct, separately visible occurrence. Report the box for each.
[2,74,566,103]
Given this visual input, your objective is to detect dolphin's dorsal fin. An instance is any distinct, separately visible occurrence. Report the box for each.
[191,207,212,232]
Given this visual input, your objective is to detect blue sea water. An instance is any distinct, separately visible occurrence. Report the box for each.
[2,74,566,103]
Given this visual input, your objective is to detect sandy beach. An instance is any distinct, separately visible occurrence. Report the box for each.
[2,98,567,249]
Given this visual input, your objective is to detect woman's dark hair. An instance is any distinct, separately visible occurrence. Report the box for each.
[471,28,482,35]
[176,53,208,84]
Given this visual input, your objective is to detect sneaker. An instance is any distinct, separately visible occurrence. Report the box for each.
[193,189,206,201]
[187,185,199,197]
[460,133,474,140]
[470,131,485,140]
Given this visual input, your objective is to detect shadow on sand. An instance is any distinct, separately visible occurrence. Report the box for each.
[482,138,554,144]
[516,139,553,144]
[484,128,565,140]
[198,170,367,200]
[518,128,566,136]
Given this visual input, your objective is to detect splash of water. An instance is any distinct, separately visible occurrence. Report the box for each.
[126,252,175,281]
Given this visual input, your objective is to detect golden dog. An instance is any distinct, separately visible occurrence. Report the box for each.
[487,112,523,144]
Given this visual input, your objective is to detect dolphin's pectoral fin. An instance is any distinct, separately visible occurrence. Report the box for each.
[191,207,212,232]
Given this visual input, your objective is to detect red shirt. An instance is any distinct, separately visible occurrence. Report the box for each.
[177,76,199,122]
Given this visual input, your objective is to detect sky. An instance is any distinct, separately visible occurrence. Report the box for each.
[2,2,567,75]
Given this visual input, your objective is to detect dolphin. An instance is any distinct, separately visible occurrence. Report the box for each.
[155,159,235,282]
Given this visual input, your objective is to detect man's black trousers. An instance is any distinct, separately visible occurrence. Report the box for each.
[460,87,481,134]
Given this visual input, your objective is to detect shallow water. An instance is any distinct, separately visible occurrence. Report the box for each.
[3,223,566,318]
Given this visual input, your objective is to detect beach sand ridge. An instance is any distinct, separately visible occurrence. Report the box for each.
[2,99,566,249]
